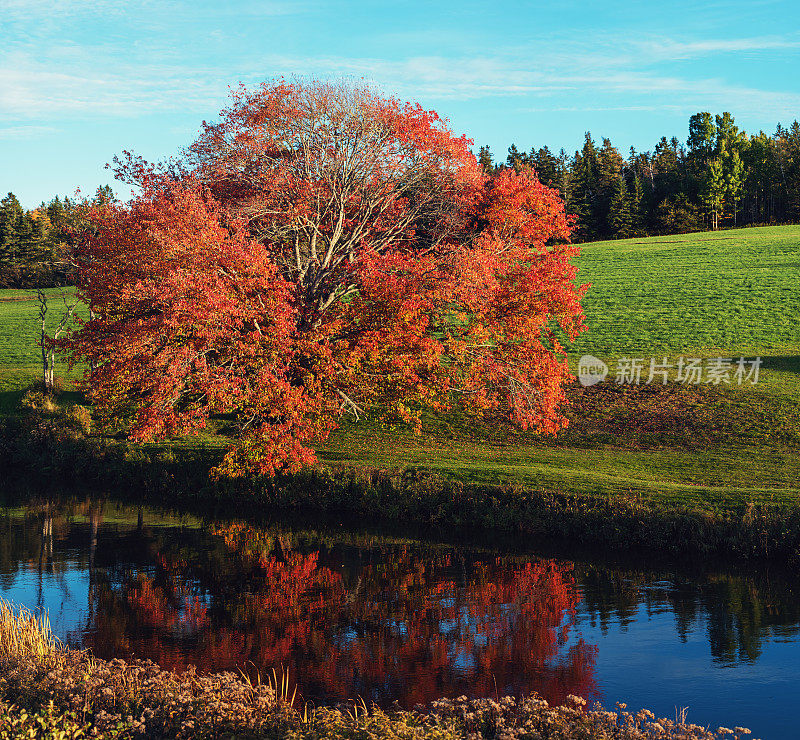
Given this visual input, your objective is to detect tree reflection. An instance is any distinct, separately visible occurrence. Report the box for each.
[81,522,598,706]
[578,567,800,664]
[4,504,800,708]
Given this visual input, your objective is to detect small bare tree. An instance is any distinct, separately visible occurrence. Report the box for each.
[37,288,78,393]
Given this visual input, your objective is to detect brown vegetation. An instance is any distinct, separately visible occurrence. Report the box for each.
[0,598,760,739]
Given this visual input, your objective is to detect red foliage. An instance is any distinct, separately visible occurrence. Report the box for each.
[66,80,586,475]
[83,525,597,707]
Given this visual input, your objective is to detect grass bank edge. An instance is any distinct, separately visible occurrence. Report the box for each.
[3,411,800,566]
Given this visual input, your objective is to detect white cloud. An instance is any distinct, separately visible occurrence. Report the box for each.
[0,124,58,139]
[244,53,800,117]
[0,55,228,120]
[4,47,800,123]
[633,35,800,60]
[2,12,799,124]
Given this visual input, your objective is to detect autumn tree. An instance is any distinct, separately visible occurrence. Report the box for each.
[66,80,586,476]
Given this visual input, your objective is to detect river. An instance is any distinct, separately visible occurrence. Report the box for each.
[1,498,798,738]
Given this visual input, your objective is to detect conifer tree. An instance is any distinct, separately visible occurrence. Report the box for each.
[629,172,645,235]
[477,145,494,174]
[596,138,625,237]
[608,175,632,238]
[569,133,600,241]
[532,146,558,187]
[0,193,23,271]
[506,143,525,171]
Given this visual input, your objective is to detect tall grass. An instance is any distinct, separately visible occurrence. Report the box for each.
[0,599,60,662]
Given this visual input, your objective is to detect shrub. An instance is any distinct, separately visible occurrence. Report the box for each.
[19,389,56,413]
[0,651,758,739]
[64,405,93,436]
[0,698,137,739]
[0,599,759,740]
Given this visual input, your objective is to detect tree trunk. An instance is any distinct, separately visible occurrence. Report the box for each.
[47,349,55,389]
[37,289,52,392]
[41,342,49,390]
[89,306,97,373]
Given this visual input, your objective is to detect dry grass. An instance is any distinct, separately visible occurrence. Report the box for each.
[0,599,60,662]
[0,598,760,739]
[0,641,759,738]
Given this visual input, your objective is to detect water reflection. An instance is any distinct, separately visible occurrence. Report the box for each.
[578,566,800,664]
[2,500,800,736]
[77,518,598,706]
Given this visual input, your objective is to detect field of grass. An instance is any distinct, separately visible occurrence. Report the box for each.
[1,225,799,513]
[0,288,84,412]
[320,225,800,510]
[569,225,800,397]
[573,226,799,354]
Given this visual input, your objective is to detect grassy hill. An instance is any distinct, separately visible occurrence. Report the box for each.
[1,225,799,512]
[321,225,800,509]
[569,225,800,398]
[574,226,799,356]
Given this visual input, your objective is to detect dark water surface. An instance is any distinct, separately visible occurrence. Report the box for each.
[2,499,799,738]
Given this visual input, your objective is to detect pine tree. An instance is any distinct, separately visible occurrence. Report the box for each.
[596,138,625,237]
[569,133,600,241]
[477,145,494,174]
[652,136,682,204]
[532,146,558,186]
[744,132,777,222]
[608,175,632,238]
[629,172,645,235]
[775,120,800,221]
[94,184,115,204]
[555,148,571,202]
[506,144,525,171]
[0,193,24,271]
[16,214,47,273]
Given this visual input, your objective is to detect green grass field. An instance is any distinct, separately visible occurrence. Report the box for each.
[320,225,800,510]
[569,225,800,398]
[1,225,799,512]
[0,288,84,413]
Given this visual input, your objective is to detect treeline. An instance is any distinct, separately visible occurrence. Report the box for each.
[479,112,800,241]
[0,186,113,288]
[5,109,800,285]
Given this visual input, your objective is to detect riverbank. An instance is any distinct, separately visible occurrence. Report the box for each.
[0,600,757,739]
[1,225,799,562]
[3,397,800,564]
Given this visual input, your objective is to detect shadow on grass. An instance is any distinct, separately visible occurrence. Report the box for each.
[0,387,86,415]
[0,389,24,415]
[55,389,86,405]
[760,355,800,374]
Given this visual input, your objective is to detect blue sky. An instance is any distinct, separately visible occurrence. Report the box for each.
[2,0,800,207]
